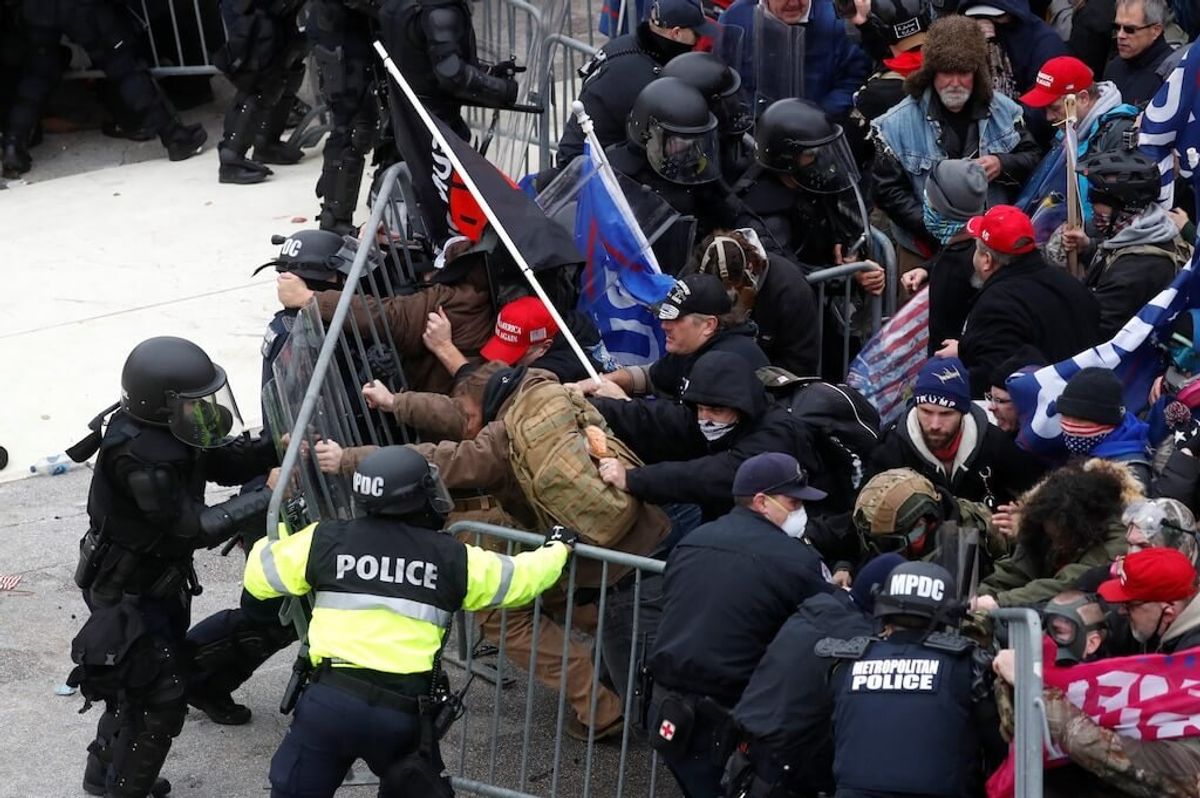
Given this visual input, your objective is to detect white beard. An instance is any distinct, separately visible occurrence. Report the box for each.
[938,86,972,113]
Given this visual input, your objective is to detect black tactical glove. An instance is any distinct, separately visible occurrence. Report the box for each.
[488,57,525,81]
[544,525,580,550]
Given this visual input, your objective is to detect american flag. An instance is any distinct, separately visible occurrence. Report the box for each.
[846,288,930,426]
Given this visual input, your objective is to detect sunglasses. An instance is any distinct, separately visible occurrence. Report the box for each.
[1113,22,1157,34]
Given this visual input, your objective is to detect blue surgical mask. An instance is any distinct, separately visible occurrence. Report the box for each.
[923,203,967,246]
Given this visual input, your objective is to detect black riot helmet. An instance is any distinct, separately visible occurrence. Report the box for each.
[252,229,353,287]
[352,446,454,527]
[661,52,753,136]
[874,561,958,626]
[627,77,721,185]
[866,0,932,48]
[120,336,245,448]
[1077,150,1161,216]
[755,99,859,194]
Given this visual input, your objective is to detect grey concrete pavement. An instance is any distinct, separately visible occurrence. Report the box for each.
[0,469,678,798]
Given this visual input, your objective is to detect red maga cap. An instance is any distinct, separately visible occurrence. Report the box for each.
[1019,56,1095,108]
[1098,548,1198,604]
[480,296,559,365]
[965,205,1038,255]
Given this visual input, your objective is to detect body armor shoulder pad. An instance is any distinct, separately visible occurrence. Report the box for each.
[923,630,974,654]
[815,635,873,659]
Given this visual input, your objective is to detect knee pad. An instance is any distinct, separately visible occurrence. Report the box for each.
[141,702,187,739]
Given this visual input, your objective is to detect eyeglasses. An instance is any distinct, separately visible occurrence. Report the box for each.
[984,392,1013,406]
[1113,22,1157,34]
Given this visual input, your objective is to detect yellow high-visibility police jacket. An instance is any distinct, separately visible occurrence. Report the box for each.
[245,515,568,674]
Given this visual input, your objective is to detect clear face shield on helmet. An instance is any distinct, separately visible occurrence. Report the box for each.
[167,379,245,449]
[646,125,722,185]
[1122,499,1198,559]
[781,132,859,194]
[425,462,455,518]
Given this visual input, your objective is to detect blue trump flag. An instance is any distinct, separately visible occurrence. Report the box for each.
[1141,43,1200,206]
[1008,252,1200,460]
[574,142,677,366]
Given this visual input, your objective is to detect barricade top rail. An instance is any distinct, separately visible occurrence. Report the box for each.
[448,520,668,574]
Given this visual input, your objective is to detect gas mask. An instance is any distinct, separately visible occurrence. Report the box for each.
[1042,597,1105,666]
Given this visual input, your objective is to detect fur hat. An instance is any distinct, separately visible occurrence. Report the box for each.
[905,15,992,105]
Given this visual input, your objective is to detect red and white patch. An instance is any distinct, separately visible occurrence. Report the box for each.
[658,720,676,741]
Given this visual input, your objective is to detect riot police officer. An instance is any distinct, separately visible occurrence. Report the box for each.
[243,446,575,797]
[660,51,755,184]
[607,77,741,251]
[307,0,384,234]
[554,0,715,168]
[819,561,998,798]
[215,0,311,184]
[67,337,277,798]
[378,0,522,142]
[181,230,354,726]
[2,0,207,177]
[735,98,868,270]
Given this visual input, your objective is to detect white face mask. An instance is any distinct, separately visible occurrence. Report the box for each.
[698,418,737,441]
[767,495,809,538]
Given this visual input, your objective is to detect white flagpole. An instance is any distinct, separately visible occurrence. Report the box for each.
[374,40,603,386]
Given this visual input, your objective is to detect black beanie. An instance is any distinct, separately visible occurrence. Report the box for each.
[1056,367,1125,425]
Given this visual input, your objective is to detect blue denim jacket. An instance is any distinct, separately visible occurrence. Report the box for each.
[872,89,1025,201]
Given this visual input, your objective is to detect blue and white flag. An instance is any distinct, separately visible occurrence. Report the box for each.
[1140,43,1200,207]
[575,141,676,366]
[1008,254,1200,460]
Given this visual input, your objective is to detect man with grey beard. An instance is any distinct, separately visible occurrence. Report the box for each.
[870,15,1041,265]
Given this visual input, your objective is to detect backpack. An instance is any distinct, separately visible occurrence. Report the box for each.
[506,381,643,546]
[760,367,881,511]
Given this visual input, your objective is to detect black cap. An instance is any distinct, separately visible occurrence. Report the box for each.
[732,452,827,501]
[988,345,1046,390]
[655,273,733,320]
[1056,367,1125,425]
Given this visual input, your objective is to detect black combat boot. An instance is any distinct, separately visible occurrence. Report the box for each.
[161,122,207,161]
[186,689,252,725]
[2,140,31,177]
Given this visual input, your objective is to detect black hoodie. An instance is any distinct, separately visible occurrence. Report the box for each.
[647,322,770,400]
[593,350,814,521]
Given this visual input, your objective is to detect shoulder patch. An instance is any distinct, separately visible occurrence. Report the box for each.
[815,635,872,659]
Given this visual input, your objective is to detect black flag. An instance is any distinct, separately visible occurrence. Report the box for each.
[384,85,582,272]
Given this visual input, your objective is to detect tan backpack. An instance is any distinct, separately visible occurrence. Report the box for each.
[505,381,643,546]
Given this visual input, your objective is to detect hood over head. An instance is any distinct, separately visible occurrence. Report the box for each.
[680,350,767,418]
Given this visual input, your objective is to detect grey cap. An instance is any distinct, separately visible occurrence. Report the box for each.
[925,159,988,222]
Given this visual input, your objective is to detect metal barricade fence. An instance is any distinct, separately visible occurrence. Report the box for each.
[444,521,674,797]
[66,0,227,79]
[991,608,1048,798]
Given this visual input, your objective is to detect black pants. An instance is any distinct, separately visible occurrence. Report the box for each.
[7,0,174,145]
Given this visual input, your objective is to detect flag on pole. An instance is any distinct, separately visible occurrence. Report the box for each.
[1008,252,1200,459]
[383,84,582,272]
[846,288,930,427]
[1140,43,1200,207]
[574,141,677,366]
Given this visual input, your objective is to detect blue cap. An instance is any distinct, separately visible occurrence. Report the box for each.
[648,0,719,35]
[732,452,827,501]
[850,553,907,613]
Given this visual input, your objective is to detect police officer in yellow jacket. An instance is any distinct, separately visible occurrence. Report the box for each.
[244,445,574,797]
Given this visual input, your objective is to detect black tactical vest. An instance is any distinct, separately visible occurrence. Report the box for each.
[830,635,979,796]
[87,412,205,559]
[307,517,470,626]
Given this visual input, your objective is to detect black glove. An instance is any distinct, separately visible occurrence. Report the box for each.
[544,525,579,550]
[488,57,525,80]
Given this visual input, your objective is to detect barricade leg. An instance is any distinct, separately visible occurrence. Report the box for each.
[477,606,622,730]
